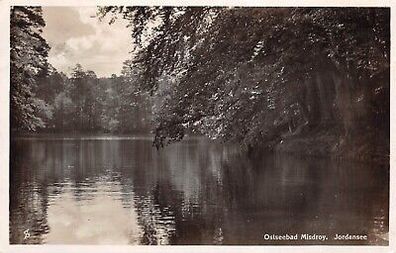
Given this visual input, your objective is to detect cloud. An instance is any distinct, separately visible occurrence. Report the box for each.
[42,7,96,45]
[42,7,134,77]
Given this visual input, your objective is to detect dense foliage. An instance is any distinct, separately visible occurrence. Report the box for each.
[10,6,51,131]
[100,7,389,158]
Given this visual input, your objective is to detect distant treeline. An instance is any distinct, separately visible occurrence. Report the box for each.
[33,64,152,133]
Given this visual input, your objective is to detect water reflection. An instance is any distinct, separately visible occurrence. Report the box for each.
[10,136,389,245]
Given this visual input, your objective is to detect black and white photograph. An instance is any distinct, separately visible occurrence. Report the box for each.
[2,1,392,249]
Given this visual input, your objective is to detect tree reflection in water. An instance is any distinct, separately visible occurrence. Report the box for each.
[10,136,389,245]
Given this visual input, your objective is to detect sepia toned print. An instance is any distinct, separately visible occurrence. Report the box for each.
[9,6,389,245]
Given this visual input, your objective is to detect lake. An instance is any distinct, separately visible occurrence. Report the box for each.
[9,135,389,245]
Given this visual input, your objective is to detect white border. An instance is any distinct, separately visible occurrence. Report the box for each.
[0,1,394,253]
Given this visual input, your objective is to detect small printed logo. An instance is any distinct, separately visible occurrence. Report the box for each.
[23,229,30,240]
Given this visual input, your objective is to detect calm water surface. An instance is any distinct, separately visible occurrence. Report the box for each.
[10,135,389,245]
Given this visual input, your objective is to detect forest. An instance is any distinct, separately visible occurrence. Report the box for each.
[10,7,151,133]
[11,7,390,161]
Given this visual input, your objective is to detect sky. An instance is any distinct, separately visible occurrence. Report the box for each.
[42,7,134,78]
